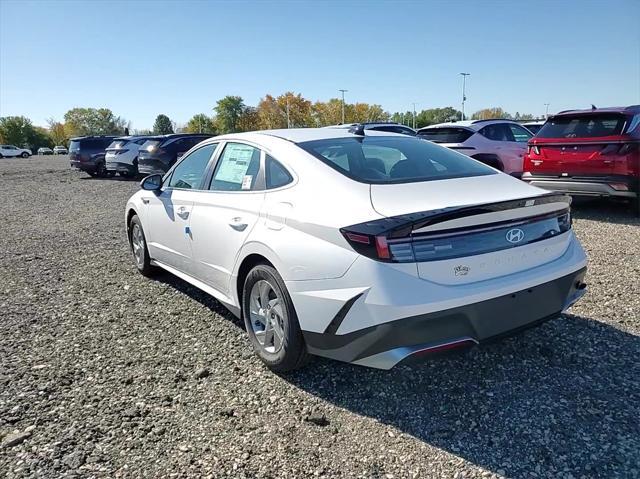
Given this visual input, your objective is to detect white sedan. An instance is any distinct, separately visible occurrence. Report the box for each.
[125,127,588,371]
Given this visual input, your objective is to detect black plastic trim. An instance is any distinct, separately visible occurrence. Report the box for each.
[323,293,364,335]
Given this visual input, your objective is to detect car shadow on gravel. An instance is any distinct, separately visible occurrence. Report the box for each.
[571,197,639,225]
[285,314,640,478]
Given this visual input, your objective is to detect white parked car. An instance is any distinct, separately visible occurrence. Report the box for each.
[125,127,588,371]
[0,144,32,158]
[105,136,149,177]
[54,146,68,155]
[417,119,534,176]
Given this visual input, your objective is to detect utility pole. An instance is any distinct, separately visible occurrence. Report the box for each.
[544,103,550,119]
[460,73,470,120]
[286,97,291,128]
[338,89,348,124]
[412,103,417,129]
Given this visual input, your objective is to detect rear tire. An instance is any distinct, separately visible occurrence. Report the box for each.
[242,264,310,372]
[129,215,158,277]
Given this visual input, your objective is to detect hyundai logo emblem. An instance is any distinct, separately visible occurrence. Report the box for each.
[506,228,525,244]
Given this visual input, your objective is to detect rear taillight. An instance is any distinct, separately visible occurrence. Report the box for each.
[341,231,408,262]
[601,143,639,155]
[527,145,540,155]
[341,209,572,264]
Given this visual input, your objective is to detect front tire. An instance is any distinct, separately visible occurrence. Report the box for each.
[242,264,309,372]
[129,215,158,277]
[21,152,29,158]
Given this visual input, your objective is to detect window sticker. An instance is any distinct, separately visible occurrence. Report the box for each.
[215,144,254,184]
[241,175,253,190]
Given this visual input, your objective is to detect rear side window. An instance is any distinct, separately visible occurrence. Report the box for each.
[507,124,533,142]
[417,128,474,143]
[266,155,293,189]
[168,143,217,190]
[480,124,514,142]
[299,136,495,184]
[210,143,261,191]
[537,114,628,138]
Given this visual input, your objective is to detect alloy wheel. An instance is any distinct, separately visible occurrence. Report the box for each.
[249,280,286,354]
[131,224,145,268]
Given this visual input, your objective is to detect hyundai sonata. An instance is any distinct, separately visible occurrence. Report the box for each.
[125,126,587,371]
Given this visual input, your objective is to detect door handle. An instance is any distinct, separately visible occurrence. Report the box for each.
[229,217,248,231]
[176,206,189,219]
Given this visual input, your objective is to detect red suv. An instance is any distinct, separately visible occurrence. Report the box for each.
[522,105,640,215]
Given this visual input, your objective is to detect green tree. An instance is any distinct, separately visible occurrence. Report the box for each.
[214,96,246,133]
[0,116,33,145]
[471,107,512,120]
[257,92,313,129]
[311,98,344,126]
[153,114,174,134]
[0,116,54,151]
[63,108,128,137]
[47,119,68,146]
[185,114,216,134]
[237,106,260,132]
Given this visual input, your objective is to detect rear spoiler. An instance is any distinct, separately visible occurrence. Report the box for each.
[342,193,571,238]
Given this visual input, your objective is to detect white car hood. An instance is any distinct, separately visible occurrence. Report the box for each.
[370,173,545,217]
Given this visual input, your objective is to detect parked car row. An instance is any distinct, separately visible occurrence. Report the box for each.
[413,106,639,214]
[68,133,214,178]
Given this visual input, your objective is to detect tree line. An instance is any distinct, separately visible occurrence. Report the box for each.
[0,93,538,150]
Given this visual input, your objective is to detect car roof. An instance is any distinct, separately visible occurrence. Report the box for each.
[70,135,118,140]
[419,119,523,132]
[201,128,405,146]
[325,122,415,130]
[256,127,403,143]
[553,105,640,116]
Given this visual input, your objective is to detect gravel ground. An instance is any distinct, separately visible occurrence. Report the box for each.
[1,155,638,479]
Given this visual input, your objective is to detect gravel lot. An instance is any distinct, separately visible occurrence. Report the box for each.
[1,155,639,479]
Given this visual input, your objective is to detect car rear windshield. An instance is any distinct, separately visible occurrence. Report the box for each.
[107,139,129,149]
[69,139,111,150]
[537,114,628,139]
[298,136,495,184]
[140,139,163,152]
[417,128,474,143]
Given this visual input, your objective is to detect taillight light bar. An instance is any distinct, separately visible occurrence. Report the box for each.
[341,208,572,263]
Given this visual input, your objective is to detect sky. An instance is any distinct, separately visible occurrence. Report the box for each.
[1,0,639,130]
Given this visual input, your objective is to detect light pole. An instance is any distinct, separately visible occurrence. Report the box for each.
[338,89,348,124]
[412,102,417,129]
[544,103,550,119]
[460,73,470,120]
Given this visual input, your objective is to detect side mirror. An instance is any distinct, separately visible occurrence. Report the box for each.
[140,174,163,191]
[176,152,185,159]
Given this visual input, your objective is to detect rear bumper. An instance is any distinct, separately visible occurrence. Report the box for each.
[303,267,587,369]
[106,160,136,174]
[522,173,638,198]
[70,160,97,173]
[138,159,169,176]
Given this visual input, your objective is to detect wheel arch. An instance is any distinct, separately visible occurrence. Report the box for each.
[471,153,504,171]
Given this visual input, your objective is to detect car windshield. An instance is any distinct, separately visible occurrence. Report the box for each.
[537,113,628,138]
[298,136,496,184]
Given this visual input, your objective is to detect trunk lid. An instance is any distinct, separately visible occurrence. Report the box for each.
[345,175,573,285]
